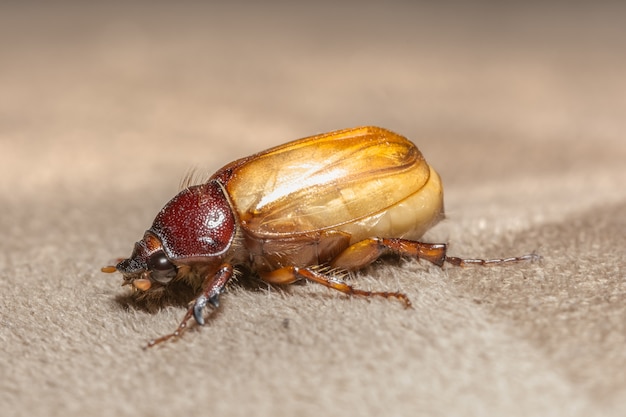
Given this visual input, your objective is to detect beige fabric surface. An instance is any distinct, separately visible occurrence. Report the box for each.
[2,3,625,416]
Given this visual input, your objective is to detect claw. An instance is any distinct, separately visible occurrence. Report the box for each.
[192,292,222,326]
[193,295,208,325]
[193,293,220,326]
[208,293,220,309]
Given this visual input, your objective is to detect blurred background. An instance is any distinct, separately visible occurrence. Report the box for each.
[2,2,624,196]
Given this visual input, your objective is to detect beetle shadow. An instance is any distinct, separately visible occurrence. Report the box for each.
[113,267,279,314]
[114,280,199,314]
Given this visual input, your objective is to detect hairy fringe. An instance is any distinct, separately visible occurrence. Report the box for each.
[179,167,212,190]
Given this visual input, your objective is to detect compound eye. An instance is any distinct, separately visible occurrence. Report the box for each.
[147,251,177,284]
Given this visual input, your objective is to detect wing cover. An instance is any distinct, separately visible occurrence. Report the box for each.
[222,126,439,237]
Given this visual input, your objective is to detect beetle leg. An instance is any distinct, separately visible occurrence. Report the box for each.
[192,263,231,326]
[330,238,448,270]
[445,252,541,266]
[261,266,412,308]
[331,237,540,270]
[145,263,233,348]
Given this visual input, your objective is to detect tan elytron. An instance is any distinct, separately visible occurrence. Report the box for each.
[223,126,444,243]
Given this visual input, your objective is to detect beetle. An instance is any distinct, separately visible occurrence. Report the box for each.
[103,126,537,346]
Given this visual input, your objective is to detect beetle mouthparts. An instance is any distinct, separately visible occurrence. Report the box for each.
[101,265,117,273]
[132,278,152,291]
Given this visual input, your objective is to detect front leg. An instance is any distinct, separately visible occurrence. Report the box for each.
[146,263,234,348]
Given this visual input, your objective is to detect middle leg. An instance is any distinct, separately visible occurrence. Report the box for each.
[260,266,412,307]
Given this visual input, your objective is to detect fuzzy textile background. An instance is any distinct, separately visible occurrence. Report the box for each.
[1,3,625,417]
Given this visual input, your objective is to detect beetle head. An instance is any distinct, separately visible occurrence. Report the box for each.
[115,232,176,291]
[111,181,236,294]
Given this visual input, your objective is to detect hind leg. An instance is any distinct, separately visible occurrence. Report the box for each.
[330,238,447,270]
[330,237,538,270]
